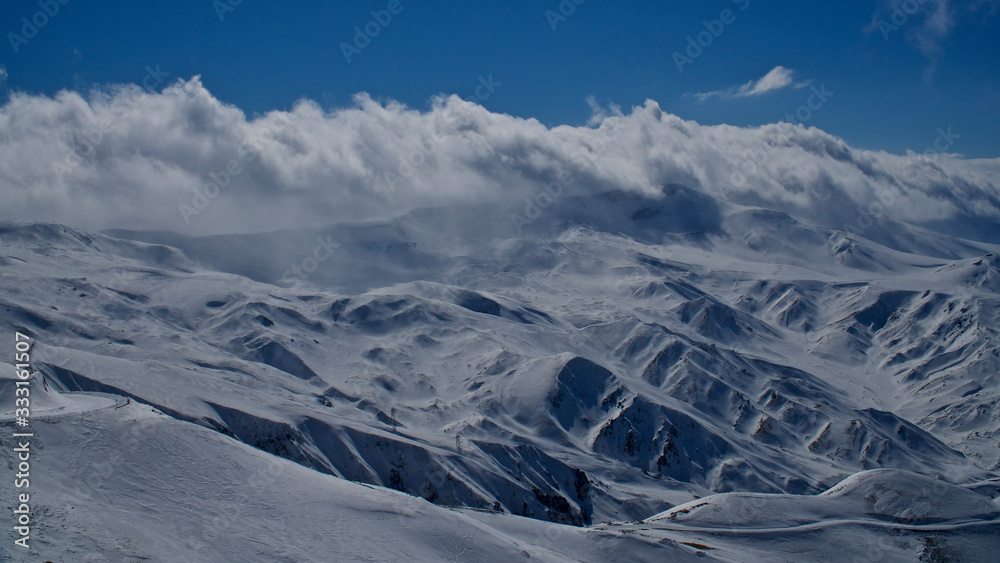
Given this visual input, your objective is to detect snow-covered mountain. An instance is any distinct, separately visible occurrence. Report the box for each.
[2,178,999,560]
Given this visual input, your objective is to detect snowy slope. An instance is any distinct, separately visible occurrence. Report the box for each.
[0,368,701,562]
[2,369,996,562]
[1,180,999,560]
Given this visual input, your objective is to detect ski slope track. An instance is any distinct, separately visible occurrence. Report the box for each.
[1,183,999,561]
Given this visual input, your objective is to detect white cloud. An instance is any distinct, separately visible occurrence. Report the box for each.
[693,66,806,101]
[0,76,997,242]
[0,66,7,84]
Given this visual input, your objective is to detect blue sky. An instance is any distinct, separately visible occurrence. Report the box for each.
[1,0,998,157]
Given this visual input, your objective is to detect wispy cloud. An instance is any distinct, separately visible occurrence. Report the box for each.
[585,95,623,127]
[867,0,999,79]
[0,66,7,84]
[692,66,807,102]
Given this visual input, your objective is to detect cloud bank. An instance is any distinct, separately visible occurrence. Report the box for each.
[0,76,998,241]
[693,66,804,101]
